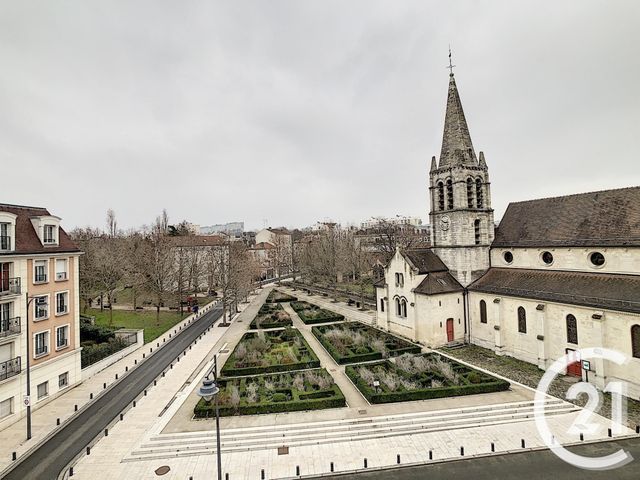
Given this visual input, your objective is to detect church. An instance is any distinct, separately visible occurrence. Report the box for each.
[374,67,640,399]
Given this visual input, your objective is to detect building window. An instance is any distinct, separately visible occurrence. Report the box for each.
[474,219,481,245]
[35,331,49,357]
[0,397,13,419]
[56,292,69,315]
[395,298,401,316]
[34,296,49,320]
[37,381,49,400]
[59,372,69,389]
[590,252,605,267]
[395,273,404,287]
[380,299,385,312]
[466,178,474,208]
[475,178,484,208]
[567,314,578,344]
[0,223,10,251]
[43,225,56,244]
[56,325,69,350]
[517,307,527,333]
[446,179,453,209]
[400,299,407,318]
[541,251,554,265]
[503,251,514,264]
[55,259,68,281]
[480,300,487,324]
[632,325,640,359]
[34,260,48,283]
[437,182,445,210]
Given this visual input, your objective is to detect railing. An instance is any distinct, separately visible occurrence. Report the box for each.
[56,272,68,281]
[34,273,48,283]
[0,357,21,382]
[0,235,10,251]
[0,316,20,338]
[0,277,21,296]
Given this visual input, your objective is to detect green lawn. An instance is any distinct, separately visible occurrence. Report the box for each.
[87,308,190,344]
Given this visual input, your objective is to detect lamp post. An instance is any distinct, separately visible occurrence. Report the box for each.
[197,356,222,480]
[24,293,38,441]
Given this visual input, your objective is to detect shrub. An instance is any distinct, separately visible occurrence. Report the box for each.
[271,393,288,402]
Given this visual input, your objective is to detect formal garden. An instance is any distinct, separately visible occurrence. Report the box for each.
[250,303,293,329]
[194,369,345,417]
[346,353,510,404]
[221,328,320,376]
[312,323,421,364]
[290,301,344,324]
[266,289,297,303]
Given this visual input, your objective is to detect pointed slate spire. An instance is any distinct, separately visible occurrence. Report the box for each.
[478,151,487,169]
[439,73,477,167]
[430,155,437,172]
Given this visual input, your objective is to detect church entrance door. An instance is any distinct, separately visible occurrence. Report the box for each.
[446,318,454,342]
[566,348,582,377]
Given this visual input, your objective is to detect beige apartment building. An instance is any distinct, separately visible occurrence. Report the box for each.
[0,204,82,431]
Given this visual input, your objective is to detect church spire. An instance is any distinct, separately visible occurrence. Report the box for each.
[438,52,477,168]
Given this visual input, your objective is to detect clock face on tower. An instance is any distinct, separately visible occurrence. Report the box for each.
[440,215,450,231]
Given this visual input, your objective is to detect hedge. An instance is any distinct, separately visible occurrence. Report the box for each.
[250,303,293,329]
[266,290,298,303]
[194,395,345,417]
[290,301,344,325]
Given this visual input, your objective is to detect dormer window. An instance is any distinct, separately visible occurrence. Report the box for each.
[0,213,17,252]
[0,223,9,250]
[44,224,57,244]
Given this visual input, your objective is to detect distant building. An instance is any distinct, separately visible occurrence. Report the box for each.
[361,216,423,230]
[0,204,82,431]
[254,228,293,278]
[200,222,244,238]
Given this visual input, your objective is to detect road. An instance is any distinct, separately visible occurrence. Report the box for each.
[310,437,640,480]
[1,305,223,480]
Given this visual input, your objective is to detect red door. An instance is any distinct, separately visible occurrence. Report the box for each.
[566,349,581,377]
[446,318,454,342]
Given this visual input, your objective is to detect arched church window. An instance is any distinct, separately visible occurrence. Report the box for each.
[466,178,474,208]
[395,298,401,316]
[475,178,484,208]
[517,306,527,334]
[566,314,578,344]
[474,219,481,245]
[437,182,445,211]
[480,300,487,324]
[632,325,640,359]
[401,299,407,318]
[446,179,453,210]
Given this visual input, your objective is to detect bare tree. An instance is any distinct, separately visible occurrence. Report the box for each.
[70,227,102,313]
[106,208,118,237]
[142,215,176,325]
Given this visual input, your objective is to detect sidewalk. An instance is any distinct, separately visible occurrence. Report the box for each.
[283,286,376,325]
[0,299,219,474]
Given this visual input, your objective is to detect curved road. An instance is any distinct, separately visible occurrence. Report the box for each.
[1,305,223,480]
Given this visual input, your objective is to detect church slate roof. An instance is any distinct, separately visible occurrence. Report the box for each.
[469,267,640,314]
[493,186,640,247]
[401,248,448,274]
[438,73,477,168]
[414,271,464,295]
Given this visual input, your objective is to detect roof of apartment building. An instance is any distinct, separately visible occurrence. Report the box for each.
[468,267,640,314]
[0,203,81,255]
[493,186,640,248]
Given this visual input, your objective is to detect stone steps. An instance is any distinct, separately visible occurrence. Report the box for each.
[124,399,576,462]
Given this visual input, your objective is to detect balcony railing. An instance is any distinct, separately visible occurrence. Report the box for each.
[56,272,68,281]
[0,357,21,382]
[0,277,21,296]
[0,316,20,338]
[0,235,10,251]
[34,273,48,283]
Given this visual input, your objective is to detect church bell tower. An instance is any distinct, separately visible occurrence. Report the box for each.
[429,59,494,286]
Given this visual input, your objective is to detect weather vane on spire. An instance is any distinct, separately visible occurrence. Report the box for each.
[447,46,456,75]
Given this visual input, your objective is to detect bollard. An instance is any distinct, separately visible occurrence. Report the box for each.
[608,428,612,437]
[170,364,173,369]
[521,439,526,448]
[144,390,147,396]
[133,401,136,408]
[115,374,118,380]
[12,452,16,461]
[261,469,265,480]
[177,356,180,363]
[330,462,334,472]
[636,425,639,434]
[151,347,153,353]
[135,360,137,365]
[69,467,74,477]
[120,414,124,421]
[163,338,166,343]
[154,380,157,386]
[580,433,584,441]
[169,334,171,338]
[296,465,300,476]
[225,474,229,480]
[125,366,128,372]
[162,372,165,377]
[364,458,368,468]
[491,442,495,452]
[157,343,160,347]
[57,418,60,426]
[143,353,145,359]
[104,428,108,437]
[86,447,91,455]
[461,447,464,456]
[90,393,93,400]
[397,454,401,464]
[75,404,78,412]
[103,383,107,389]
[429,450,433,460]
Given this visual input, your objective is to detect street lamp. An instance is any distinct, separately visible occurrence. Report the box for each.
[197,358,222,480]
[24,293,38,440]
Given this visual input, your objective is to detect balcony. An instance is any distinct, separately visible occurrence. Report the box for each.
[0,357,21,382]
[0,277,21,297]
[0,316,20,339]
[0,235,11,251]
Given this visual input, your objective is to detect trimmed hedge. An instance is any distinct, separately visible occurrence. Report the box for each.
[250,303,293,329]
[221,329,320,377]
[193,370,346,417]
[345,354,510,404]
[290,301,344,325]
[266,290,298,303]
[312,324,421,365]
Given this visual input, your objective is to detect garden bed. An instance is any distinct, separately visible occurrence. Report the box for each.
[194,369,345,417]
[250,303,293,329]
[290,301,344,324]
[266,290,297,303]
[346,353,510,404]
[312,323,421,364]
[221,328,320,376]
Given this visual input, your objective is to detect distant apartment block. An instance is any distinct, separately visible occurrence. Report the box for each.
[0,204,82,430]
[200,222,244,238]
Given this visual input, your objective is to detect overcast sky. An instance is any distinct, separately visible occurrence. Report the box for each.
[1,1,639,231]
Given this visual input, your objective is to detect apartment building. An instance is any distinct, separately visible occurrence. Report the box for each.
[0,204,82,430]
